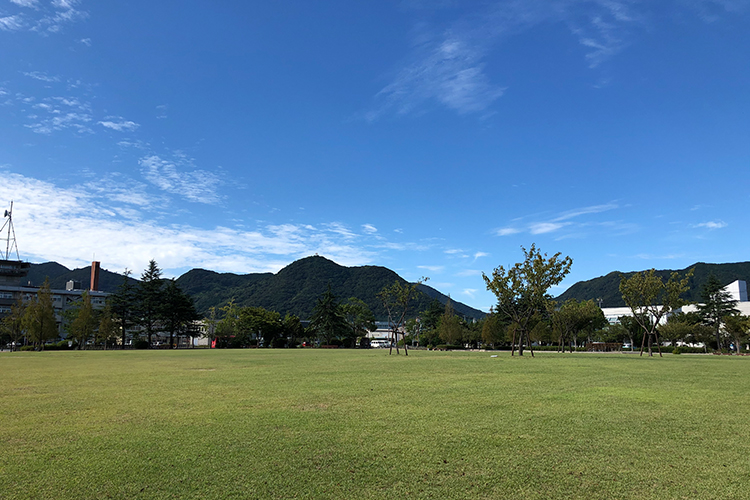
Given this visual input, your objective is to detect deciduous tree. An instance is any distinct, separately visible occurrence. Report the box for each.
[483,245,572,356]
[23,278,58,350]
[69,291,96,349]
[619,268,693,357]
[378,278,426,355]
[341,297,376,348]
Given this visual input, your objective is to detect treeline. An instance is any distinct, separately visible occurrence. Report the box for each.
[207,286,378,348]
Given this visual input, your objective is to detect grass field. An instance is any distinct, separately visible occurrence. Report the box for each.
[1,349,749,499]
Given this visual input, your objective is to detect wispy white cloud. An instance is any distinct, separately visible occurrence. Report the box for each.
[139,154,222,205]
[495,227,521,236]
[473,251,489,260]
[0,171,387,275]
[495,202,620,237]
[455,269,482,277]
[362,223,378,234]
[23,71,60,82]
[530,222,570,234]
[370,1,738,118]
[693,220,727,229]
[461,288,478,298]
[418,265,445,273]
[79,37,91,46]
[0,15,25,31]
[10,0,38,9]
[98,118,139,132]
[3,0,87,33]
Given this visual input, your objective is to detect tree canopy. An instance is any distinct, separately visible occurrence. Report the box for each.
[483,244,572,356]
[619,268,693,356]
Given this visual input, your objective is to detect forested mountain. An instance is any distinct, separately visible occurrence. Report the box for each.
[25,256,485,320]
[26,262,137,292]
[556,261,750,307]
[176,256,486,321]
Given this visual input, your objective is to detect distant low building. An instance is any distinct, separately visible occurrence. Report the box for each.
[601,279,750,324]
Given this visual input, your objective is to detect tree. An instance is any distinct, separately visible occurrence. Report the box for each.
[309,284,349,345]
[483,244,572,356]
[438,299,464,345]
[110,269,137,348]
[619,268,693,357]
[215,299,241,348]
[137,260,165,346]
[697,274,739,352]
[723,314,749,354]
[161,279,200,348]
[378,278,426,355]
[69,291,97,349]
[1,297,27,351]
[237,306,283,347]
[97,303,119,350]
[658,312,696,347]
[23,278,58,350]
[341,297,376,348]
[204,306,218,348]
[480,309,508,347]
[282,313,304,347]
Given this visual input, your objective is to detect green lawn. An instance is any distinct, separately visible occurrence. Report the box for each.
[1,350,749,499]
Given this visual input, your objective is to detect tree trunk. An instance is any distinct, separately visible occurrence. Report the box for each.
[403,333,408,356]
[511,327,517,357]
[715,324,722,352]
[654,331,663,357]
[527,331,534,358]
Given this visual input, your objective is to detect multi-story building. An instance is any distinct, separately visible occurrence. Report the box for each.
[0,259,109,335]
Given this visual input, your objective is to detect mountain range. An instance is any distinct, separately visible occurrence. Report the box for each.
[24,256,486,321]
[555,261,750,307]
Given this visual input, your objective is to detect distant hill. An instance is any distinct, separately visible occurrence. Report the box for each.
[556,261,750,307]
[26,262,137,293]
[176,256,486,321]
[26,256,485,320]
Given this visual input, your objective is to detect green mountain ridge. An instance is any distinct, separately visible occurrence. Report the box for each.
[175,256,486,321]
[556,261,750,307]
[25,256,486,321]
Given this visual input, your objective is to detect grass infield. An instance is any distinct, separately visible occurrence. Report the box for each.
[1,349,749,499]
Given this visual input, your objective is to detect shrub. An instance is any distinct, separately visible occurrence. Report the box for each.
[434,344,464,351]
[133,339,150,349]
[271,338,287,348]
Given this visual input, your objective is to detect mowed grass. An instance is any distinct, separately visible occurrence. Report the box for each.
[1,350,749,499]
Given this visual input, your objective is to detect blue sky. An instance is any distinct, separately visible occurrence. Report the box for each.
[1,0,748,311]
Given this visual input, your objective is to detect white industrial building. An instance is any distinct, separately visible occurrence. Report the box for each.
[601,280,750,324]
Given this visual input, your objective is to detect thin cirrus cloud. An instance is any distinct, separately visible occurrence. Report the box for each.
[139,154,222,205]
[495,202,618,237]
[3,0,87,33]
[418,265,445,273]
[0,171,389,276]
[693,221,727,230]
[98,118,140,132]
[369,1,742,119]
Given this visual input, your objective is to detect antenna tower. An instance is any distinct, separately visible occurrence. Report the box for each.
[1,201,21,261]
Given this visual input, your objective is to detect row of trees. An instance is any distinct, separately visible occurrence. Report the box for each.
[108,260,200,348]
[478,244,750,358]
[205,285,377,348]
[0,260,201,350]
